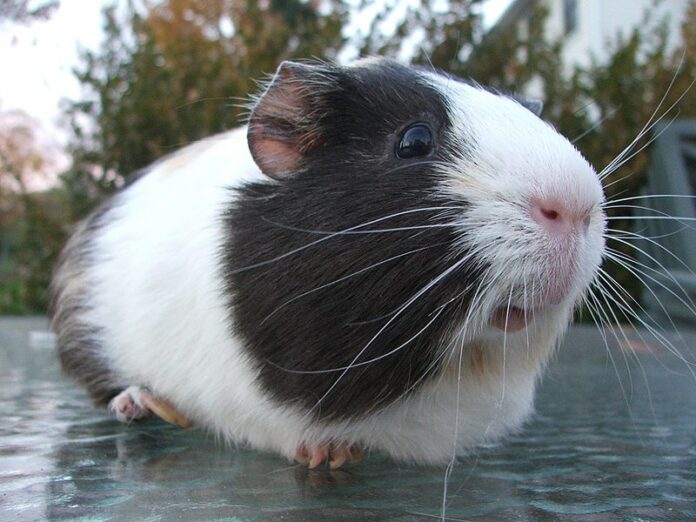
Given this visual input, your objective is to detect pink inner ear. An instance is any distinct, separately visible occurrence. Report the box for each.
[251,136,304,179]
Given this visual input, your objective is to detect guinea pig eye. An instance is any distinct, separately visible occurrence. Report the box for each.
[396,124,434,159]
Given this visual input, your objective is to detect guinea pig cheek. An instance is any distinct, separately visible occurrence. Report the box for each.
[491,306,529,332]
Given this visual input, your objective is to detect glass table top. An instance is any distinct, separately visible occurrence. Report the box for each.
[1,316,695,521]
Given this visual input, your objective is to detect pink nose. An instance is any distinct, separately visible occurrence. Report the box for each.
[530,198,590,235]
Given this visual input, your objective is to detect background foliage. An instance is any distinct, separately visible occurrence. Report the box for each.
[1,0,695,313]
[0,0,58,23]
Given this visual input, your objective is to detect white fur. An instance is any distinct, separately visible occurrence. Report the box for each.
[67,69,605,465]
[428,73,606,328]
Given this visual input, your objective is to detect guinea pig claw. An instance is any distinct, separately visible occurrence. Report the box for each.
[348,444,363,462]
[294,444,310,464]
[329,445,353,470]
[308,446,329,469]
[298,443,362,469]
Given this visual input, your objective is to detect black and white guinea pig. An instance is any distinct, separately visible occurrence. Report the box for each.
[50,57,606,468]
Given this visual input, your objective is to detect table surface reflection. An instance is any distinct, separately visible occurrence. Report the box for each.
[1,317,695,521]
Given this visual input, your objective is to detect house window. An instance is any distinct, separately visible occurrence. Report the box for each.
[564,0,578,34]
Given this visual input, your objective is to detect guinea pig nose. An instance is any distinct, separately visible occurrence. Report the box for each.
[530,198,576,236]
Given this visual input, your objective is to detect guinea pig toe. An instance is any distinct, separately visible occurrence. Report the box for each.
[348,444,364,462]
[328,445,352,470]
[308,445,329,469]
[294,444,310,465]
[297,443,363,469]
[108,386,151,423]
[329,444,363,469]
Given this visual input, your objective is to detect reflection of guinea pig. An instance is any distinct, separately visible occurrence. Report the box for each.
[50,58,606,468]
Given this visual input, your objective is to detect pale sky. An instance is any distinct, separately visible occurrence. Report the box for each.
[0,1,107,144]
[0,0,513,146]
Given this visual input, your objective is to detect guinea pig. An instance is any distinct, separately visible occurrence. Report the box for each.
[49,57,606,469]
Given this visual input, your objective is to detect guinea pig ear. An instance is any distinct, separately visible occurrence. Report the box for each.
[514,96,544,117]
[247,61,328,179]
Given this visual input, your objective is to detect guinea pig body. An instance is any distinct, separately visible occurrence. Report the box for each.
[50,58,606,465]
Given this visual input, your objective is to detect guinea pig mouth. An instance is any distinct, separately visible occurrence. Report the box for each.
[491,306,530,332]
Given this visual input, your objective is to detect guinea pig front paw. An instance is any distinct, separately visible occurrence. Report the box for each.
[108,385,152,423]
[108,385,193,428]
[295,443,363,470]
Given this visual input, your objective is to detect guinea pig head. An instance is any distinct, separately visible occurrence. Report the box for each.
[228,58,605,420]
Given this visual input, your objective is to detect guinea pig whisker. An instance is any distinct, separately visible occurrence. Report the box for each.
[596,275,654,396]
[603,203,691,215]
[394,272,493,405]
[440,271,505,518]
[260,217,459,235]
[497,285,515,406]
[523,275,531,362]
[605,194,696,205]
[602,205,696,232]
[173,96,235,111]
[600,101,690,186]
[442,327,465,520]
[593,268,667,348]
[227,206,463,274]
[599,112,679,180]
[600,81,691,181]
[265,307,447,374]
[590,274,695,408]
[407,511,470,522]
[358,317,456,420]
[594,264,696,373]
[350,244,488,327]
[590,282,656,429]
[606,215,696,222]
[572,109,617,144]
[606,226,689,243]
[587,284,660,430]
[438,281,479,510]
[356,279,477,329]
[603,241,696,318]
[385,158,454,172]
[603,249,696,336]
[605,228,696,274]
[432,284,477,315]
[259,243,450,326]
[601,269,696,373]
[598,61,691,180]
[601,170,637,192]
[305,251,475,419]
[606,229,696,278]
[585,284,637,413]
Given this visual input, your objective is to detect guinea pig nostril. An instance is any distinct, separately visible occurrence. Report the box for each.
[530,200,571,234]
[541,208,559,221]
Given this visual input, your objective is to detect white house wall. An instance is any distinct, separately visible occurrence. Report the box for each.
[542,0,688,73]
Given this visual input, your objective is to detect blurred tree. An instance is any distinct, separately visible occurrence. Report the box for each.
[0,0,63,313]
[62,0,347,219]
[356,0,484,68]
[0,0,58,23]
[0,111,66,313]
[9,0,690,315]
[573,7,696,304]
